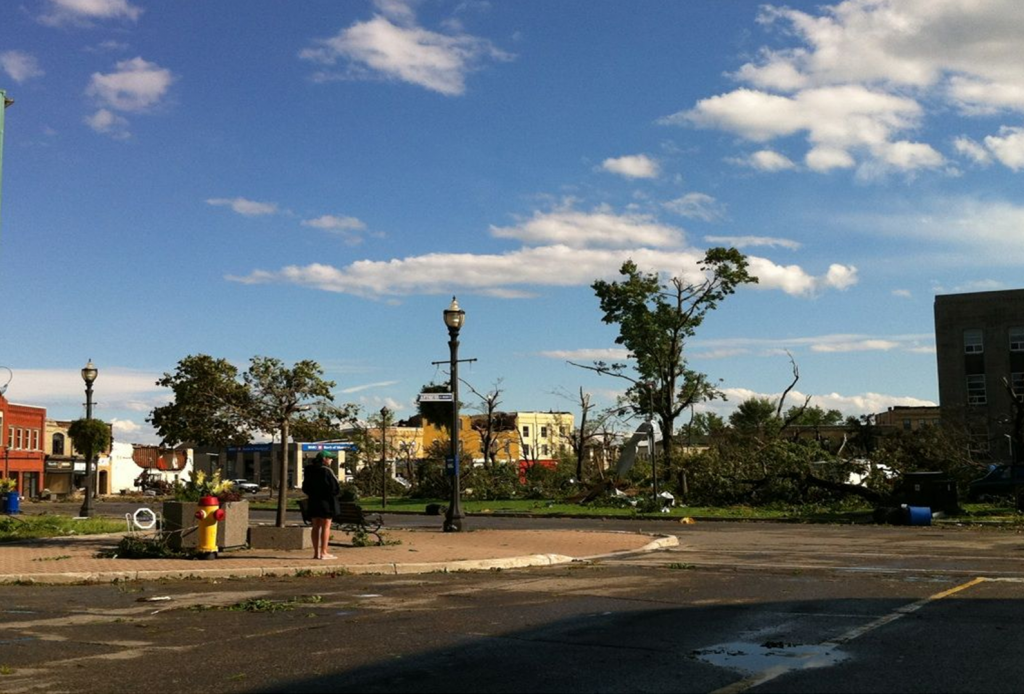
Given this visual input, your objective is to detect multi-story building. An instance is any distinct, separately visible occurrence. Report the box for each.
[873,406,942,432]
[935,289,1024,462]
[1,394,46,497]
[44,419,114,496]
[514,411,573,461]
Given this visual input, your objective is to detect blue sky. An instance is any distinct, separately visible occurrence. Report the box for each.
[2,0,1022,443]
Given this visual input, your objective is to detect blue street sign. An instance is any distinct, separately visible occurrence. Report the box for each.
[227,443,272,453]
[301,442,359,452]
[445,454,459,476]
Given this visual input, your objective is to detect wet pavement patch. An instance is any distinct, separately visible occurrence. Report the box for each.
[692,640,848,676]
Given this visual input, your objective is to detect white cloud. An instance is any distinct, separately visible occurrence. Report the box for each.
[666,2,1024,174]
[537,348,631,362]
[41,0,142,25]
[691,332,933,356]
[3,367,164,411]
[302,215,368,244]
[857,197,1024,265]
[737,1,1024,113]
[111,418,142,435]
[715,388,935,419]
[805,146,855,172]
[87,57,174,112]
[299,11,510,96]
[490,206,684,249]
[892,289,912,298]
[600,154,660,179]
[230,244,855,300]
[340,380,400,394]
[663,193,725,222]
[953,136,992,165]
[736,150,797,172]
[983,126,1024,171]
[810,339,900,353]
[84,108,129,138]
[705,235,801,251]
[747,258,857,295]
[0,51,44,83]
[207,197,279,217]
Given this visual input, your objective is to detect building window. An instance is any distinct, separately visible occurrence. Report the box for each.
[7,426,12,449]
[31,429,39,451]
[967,374,987,405]
[16,428,23,449]
[1013,373,1024,402]
[964,329,984,354]
[522,426,530,438]
[541,444,549,456]
[540,426,548,439]
[53,433,65,455]
[1011,327,1024,352]
[903,419,912,430]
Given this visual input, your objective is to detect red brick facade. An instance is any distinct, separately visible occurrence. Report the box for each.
[0,394,47,496]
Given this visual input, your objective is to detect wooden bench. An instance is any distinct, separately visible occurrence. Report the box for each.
[298,499,385,545]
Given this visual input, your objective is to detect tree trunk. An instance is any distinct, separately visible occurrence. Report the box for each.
[276,419,289,528]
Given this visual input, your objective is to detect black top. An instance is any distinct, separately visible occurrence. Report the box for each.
[301,464,340,519]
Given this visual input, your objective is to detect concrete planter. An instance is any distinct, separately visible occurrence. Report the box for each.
[162,499,250,551]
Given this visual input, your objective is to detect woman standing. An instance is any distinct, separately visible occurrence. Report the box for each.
[301,452,340,560]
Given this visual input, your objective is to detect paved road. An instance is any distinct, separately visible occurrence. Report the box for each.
[2,515,1022,693]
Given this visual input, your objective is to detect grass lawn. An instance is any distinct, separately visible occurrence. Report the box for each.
[0,514,126,542]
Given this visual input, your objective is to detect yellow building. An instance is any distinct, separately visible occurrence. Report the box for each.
[349,410,575,470]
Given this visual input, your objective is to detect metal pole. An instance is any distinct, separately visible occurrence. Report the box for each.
[380,407,388,509]
[443,326,464,532]
[78,380,94,518]
[0,90,12,244]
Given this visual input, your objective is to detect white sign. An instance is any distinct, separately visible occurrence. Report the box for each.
[418,392,454,402]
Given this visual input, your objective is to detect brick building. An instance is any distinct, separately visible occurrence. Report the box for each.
[0,393,46,497]
[934,289,1024,462]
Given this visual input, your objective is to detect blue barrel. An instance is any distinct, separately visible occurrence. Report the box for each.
[906,506,931,526]
[5,491,20,515]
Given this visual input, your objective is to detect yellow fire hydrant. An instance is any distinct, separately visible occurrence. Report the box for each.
[194,495,225,560]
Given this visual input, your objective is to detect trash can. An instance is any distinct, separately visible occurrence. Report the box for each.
[4,491,20,515]
[898,472,959,513]
[905,505,931,526]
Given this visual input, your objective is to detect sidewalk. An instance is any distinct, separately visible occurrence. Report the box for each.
[0,526,678,585]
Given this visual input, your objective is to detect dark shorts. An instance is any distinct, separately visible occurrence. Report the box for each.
[306,497,336,519]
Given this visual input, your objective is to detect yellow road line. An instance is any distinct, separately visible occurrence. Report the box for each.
[712,576,989,694]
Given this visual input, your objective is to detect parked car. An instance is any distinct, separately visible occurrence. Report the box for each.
[232,479,260,494]
[967,465,1024,500]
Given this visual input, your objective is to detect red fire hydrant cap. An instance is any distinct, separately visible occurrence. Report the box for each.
[198,496,219,506]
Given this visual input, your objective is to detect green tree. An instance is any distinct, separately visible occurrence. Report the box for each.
[244,357,336,527]
[148,355,253,447]
[68,418,112,460]
[149,354,337,527]
[579,249,756,483]
[729,397,780,436]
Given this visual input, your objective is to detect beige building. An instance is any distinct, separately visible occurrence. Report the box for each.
[44,419,113,496]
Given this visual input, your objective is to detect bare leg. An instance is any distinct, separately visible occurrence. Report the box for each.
[320,519,335,559]
[311,520,322,559]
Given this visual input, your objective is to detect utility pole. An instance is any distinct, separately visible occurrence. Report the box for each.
[0,90,14,244]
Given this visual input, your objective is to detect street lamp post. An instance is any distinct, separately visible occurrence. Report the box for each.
[443,297,466,533]
[78,360,98,518]
[380,406,389,510]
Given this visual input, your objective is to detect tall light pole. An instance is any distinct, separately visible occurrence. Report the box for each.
[443,297,466,533]
[78,360,98,518]
[379,406,389,509]
[0,90,12,242]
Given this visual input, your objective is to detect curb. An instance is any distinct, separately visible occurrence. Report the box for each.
[1,532,678,585]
